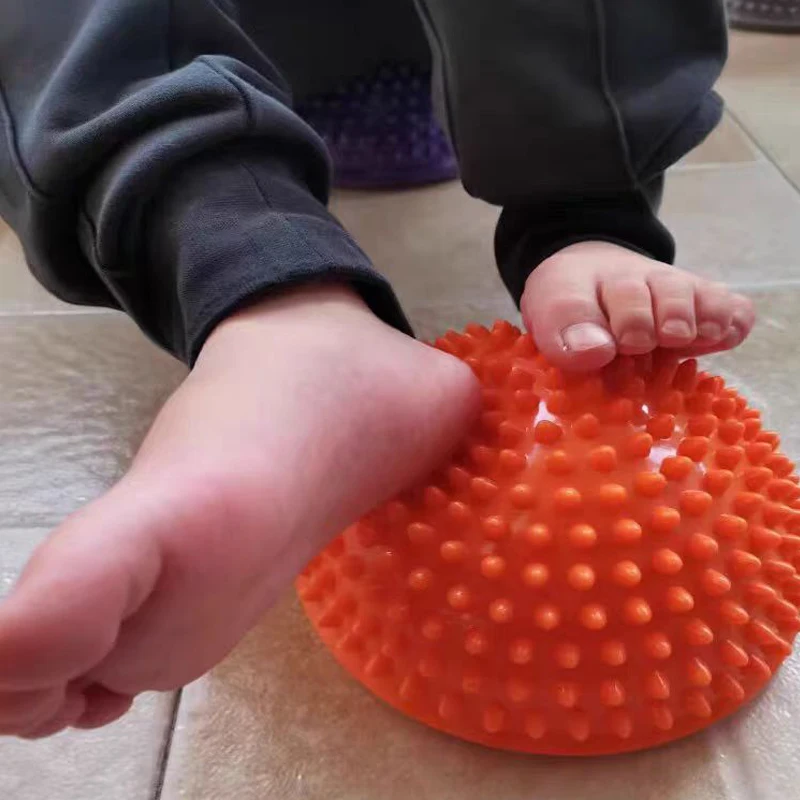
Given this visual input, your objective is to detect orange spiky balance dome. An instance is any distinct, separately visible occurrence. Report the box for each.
[297,321,800,756]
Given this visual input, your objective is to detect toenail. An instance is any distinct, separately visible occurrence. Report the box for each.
[562,323,614,352]
[661,320,692,340]
[725,324,744,345]
[620,331,654,350]
[698,322,724,341]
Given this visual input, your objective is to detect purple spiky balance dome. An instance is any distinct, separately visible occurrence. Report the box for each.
[297,63,459,189]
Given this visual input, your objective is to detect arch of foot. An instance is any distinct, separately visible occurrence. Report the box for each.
[297,321,800,755]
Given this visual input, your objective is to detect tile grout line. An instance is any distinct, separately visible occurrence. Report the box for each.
[151,689,183,800]
[722,107,775,161]
[672,162,758,173]
[672,156,767,173]
[724,106,800,196]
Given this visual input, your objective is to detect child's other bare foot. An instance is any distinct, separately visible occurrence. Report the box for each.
[0,286,480,738]
[523,241,756,372]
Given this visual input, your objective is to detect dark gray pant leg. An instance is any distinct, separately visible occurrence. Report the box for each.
[243,0,431,99]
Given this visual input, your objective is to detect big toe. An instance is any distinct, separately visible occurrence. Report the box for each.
[522,270,616,371]
[0,486,163,693]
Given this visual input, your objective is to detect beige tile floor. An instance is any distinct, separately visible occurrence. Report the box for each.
[1,28,800,800]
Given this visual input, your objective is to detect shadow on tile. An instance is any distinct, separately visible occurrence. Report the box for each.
[332,183,513,326]
[676,113,761,169]
[0,220,75,313]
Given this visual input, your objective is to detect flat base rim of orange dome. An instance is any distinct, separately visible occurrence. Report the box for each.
[298,594,780,757]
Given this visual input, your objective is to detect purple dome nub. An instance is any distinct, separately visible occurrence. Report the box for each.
[297,63,459,189]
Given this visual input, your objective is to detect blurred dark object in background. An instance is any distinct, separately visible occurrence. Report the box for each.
[728,0,800,31]
[297,64,458,190]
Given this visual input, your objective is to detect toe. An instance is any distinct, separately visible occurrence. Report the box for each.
[522,268,615,371]
[73,684,133,730]
[600,277,657,355]
[19,688,86,739]
[648,270,697,347]
[679,293,756,357]
[694,281,735,344]
[731,293,756,340]
[716,293,756,350]
[0,489,162,692]
[0,687,65,736]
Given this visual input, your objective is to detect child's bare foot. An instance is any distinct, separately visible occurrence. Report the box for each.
[0,285,480,738]
[523,240,756,371]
